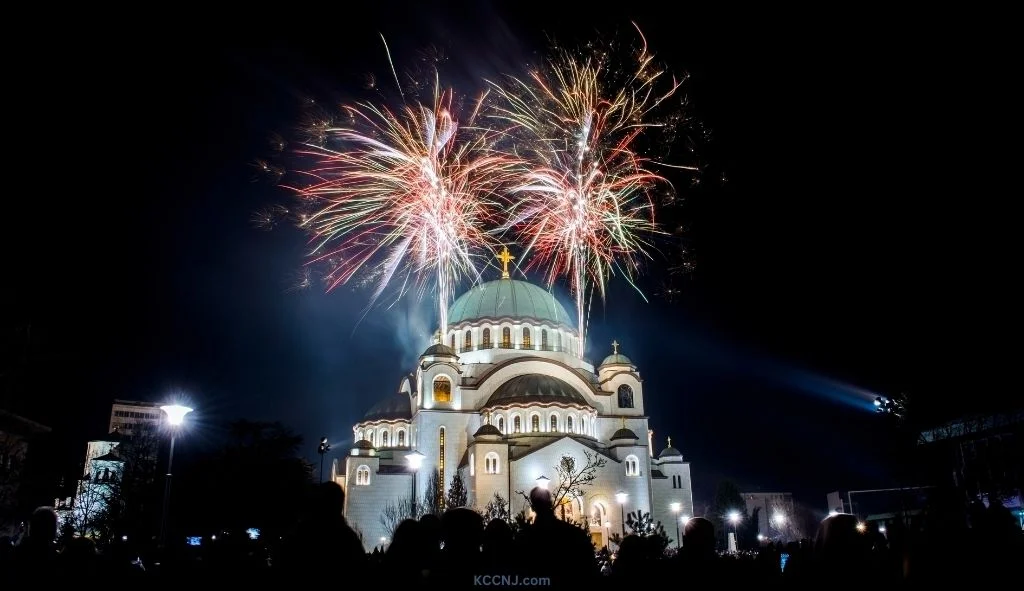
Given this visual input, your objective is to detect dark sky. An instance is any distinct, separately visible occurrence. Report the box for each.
[2,3,1010,507]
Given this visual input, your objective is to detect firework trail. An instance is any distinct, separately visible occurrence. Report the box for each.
[285,84,519,335]
[487,24,694,358]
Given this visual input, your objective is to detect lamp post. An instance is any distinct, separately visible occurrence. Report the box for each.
[159,404,193,548]
[406,451,425,517]
[670,502,681,549]
[727,510,741,552]
[318,437,331,483]
[615,491,628,536]
[535,475,550,490]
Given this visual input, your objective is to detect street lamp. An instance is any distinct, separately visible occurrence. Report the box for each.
[670,502,681,549]
[727,511,741,551]
[406,450,425,516]
[318,437,331,483]
[772,511,786,539]
[535,475,550,490]
[158,404,193,547]
[615,491,628,536]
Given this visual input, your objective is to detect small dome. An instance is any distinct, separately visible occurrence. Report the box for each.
[611,428,639,441]
[448,279,574,327]
[354,439,375,449]
[421,343,457,358]
[474,424,503,437]
[659,446,682,458]
[600,353,634,366]
[483,374,592,410]
[361,393,412,422]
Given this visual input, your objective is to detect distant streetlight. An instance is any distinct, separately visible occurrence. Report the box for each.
[670,502,681,549]
[878,525,887,534]
[535,475,550,490]
[727,511,742,550]
[615,491,628,536]
[856,522,867,533]
[158,404,193,547]
[318,437,331,483]
[406,450,426,516]
[772,511,787,538]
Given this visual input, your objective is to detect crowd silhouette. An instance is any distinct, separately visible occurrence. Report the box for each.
[2,482,1020,586]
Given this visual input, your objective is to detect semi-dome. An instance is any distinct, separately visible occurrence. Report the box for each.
[448,279,573,328]
[611,428,639,441]
[483,374,592,410]
[361,393,412,422]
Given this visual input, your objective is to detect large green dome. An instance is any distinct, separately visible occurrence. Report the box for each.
[447,279,573,328]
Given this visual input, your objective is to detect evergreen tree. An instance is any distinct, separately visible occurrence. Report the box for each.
[446,472,468,508]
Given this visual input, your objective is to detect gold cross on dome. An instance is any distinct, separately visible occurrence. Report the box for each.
[667,436,672,447]
[497,246,515,279]
[612,340,619,355]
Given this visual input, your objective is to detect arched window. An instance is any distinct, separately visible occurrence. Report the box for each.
[434,377,452,403]
[450,334,456,350]
[438,427,446,509]
[541,329,549,350]
[356,465,371,485]
[531,414,540,432]
[581,417,586,435]
[522,327,532,349]
[625,454,640,477]
[397,429,406,447]
[555,332,562,352]
[464,331,473,351]
[485,452,500,474]
[366,429,375,446]
[381,431,389,447]
[483,328,492,348]
[550,414,558,432]
[470,452,475,476]
[567,415,574,433]
[497,416,505,434]
[501,327,511,348]
[513,415,522,433]
[591,502,606,527]
[357,430,365,442]
[617,384,634,408]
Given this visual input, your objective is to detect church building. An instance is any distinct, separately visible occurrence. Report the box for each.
[333,249,694,550]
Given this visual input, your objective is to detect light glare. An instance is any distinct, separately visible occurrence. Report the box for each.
[160,404,194,427]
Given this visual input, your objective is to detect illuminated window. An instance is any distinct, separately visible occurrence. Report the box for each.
[356,465,371,485]
[357,430,364,441]
[581,417,586,435]
[483,328,492,348]
[438,427,446,509]
[450,334,456,350]
[464,331,472,351]
[497,416,505,434]
[470,453,475,476]
[434,377,452,403]
[541,329,549,350]
[567,415,574,433]
[485,452,500,474]
[513,415,521,433]
[556,332,562,351]
[397,430,406,447]
[550,414,558,432]
[522,327,532,349]
[366,429,375,446]
[625,454,640,477]
[501,327,511,348]
[381,431,389,447]
[617,385,634,408]
[531,414,540,432]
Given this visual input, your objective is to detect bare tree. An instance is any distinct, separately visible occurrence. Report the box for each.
[379,497,417,538]
[551,451,606,508]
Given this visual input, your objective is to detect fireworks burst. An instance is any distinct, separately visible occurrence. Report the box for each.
[285,84,520,334]
[487,24,694,357]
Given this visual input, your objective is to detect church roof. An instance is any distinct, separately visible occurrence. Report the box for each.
[611,428,639,441]
[659,446,683,458]
[483,374,592,410]
[474,424,503,437]
[92,451,122,463]
[600,353,634,366]
[448,279,573,327]
[421,343,457,357]
[354,439,375,449]
[361,393,412,422]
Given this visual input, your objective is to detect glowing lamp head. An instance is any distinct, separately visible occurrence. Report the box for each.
[757,534,765,541]
[772,512,786,525]
[160,404,194,427]
[856,522,867,533]
[406,450,426,471]
[535,475,550,490]
[615,491,628,504]
[670,502,681,513]
[727,511,741,525]
[874,398,883,407]
[878,526,886,534]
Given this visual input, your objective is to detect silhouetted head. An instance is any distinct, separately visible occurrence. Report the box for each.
[614,534,645,573]
[529,487,554,516]
[385,519,422,566]
[683,516,715,556]
[419,513,442,551]
[813,513,870,574]
[441,507,484,553]
[28,507,57,542]
[482,518,514,554]
[62,536,97,562]
[312,482,345,516]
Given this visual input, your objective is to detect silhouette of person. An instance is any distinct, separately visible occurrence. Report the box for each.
[384,519,425,584]
[11,507,60,576]
[276,482,365,580]
[433,507,484,587]
[515,487,597,589]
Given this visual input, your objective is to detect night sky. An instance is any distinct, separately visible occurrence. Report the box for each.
[3,3,1009,508]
